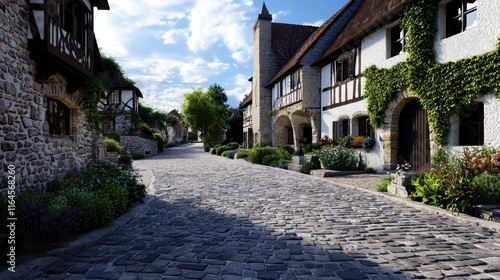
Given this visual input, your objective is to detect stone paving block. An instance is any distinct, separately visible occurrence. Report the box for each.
[17,144,500,280]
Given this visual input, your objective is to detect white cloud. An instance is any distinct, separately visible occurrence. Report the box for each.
[226,73,251,101]
[186,0,252,62]
[94,0,254,112]
[162,29,189,44]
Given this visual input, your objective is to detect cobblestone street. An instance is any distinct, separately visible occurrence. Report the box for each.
[29,144,500,279]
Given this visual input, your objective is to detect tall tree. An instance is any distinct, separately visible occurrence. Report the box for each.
[181,87,226,142]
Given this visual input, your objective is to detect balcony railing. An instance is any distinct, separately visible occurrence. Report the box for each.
[273,88,303,110]
[28,0,97,88]
[323,76,363,110]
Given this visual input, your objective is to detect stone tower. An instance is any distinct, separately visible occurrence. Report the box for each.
[252,2,278,146]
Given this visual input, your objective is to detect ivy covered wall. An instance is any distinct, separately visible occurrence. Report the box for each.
[364,0,500,147]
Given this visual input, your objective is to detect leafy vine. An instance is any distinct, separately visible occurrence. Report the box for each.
[364,0,500,146]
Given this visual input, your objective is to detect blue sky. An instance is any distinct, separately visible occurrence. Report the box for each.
[94,0,350,112]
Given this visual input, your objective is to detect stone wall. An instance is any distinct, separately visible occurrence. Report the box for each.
[1,2,95,188]
[121,136,158,157]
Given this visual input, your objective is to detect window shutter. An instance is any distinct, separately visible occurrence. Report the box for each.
[332,121,338,142]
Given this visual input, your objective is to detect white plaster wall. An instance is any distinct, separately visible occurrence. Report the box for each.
[361,27,408,71]
[435,0,500,63]
[321,99,385,172]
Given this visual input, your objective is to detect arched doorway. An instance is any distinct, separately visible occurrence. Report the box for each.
[398,99,430,171]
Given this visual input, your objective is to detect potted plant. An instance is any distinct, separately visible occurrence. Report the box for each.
[362,137,375,152]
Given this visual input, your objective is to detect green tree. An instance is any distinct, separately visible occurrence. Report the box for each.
[181,87,226,142]
[133,103,178,134]
[207,83,228,106]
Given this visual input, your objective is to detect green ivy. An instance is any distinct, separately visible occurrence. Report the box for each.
[364,0,500,146]
[81,75,106,130]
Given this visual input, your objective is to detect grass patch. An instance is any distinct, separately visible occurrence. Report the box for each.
[376,175,392,192]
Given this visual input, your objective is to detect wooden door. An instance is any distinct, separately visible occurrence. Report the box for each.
[398,99,430,171]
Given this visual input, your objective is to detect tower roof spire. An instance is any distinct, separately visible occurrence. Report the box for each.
[259,1,272,20]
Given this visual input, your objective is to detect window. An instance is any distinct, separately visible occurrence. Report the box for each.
[459,102,483,145]
[358,116,374,138]
[59,0,90,44]
[109,90,120,105]
[332,119,350,142]
[290,71,301,91]
[339,119,350,137]
[47,98,70,135]
[335,58,350,83]
[334,50,356,83]
[390,24,406,57]
[446,0,477,38]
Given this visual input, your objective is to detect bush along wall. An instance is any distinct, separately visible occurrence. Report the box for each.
[364,0,500,146]
[0,161,146,241]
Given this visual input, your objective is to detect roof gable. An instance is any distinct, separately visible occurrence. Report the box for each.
[267,0,360,87]
[317,0,411,64]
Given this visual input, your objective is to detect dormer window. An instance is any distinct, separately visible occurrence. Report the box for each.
[334,50,356,83]
[446,0,478,38]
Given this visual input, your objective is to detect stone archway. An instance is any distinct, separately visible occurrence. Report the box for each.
[273,114,293,148]
[380,90,433,170]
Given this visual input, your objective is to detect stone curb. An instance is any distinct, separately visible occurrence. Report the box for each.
[0,168,157,280]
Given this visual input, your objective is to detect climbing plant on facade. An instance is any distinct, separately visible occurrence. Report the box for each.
[364,0,500,146]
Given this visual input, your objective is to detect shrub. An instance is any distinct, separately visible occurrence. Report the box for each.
[104,138,124,154]
[118,151,132,167]
[216,145,232,156]
[18,201,82,240]
[153,133,165,152]
[131,151,144,160]
[262,153,281,166]
[106,131,121,143]
[227,142,240,150]
[63,188,115,231]
[316,145,358,170]
[249,146,276,164]
[224,150,237,159]
[375,176,391,192]
[165,142,178,149]
[409,173,446,208]
[303,143,321,154]
[280,144,295,155]
[472,174,500,205]
[236,149,249,159]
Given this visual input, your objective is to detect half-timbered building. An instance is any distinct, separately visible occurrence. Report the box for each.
[0,0,109,187]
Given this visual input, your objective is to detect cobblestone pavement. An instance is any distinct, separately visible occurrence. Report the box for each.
[35,144,500,279]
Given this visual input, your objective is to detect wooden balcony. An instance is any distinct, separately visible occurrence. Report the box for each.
[28,1,99,92]
[273,88,303,110]
[322,76,363,110]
